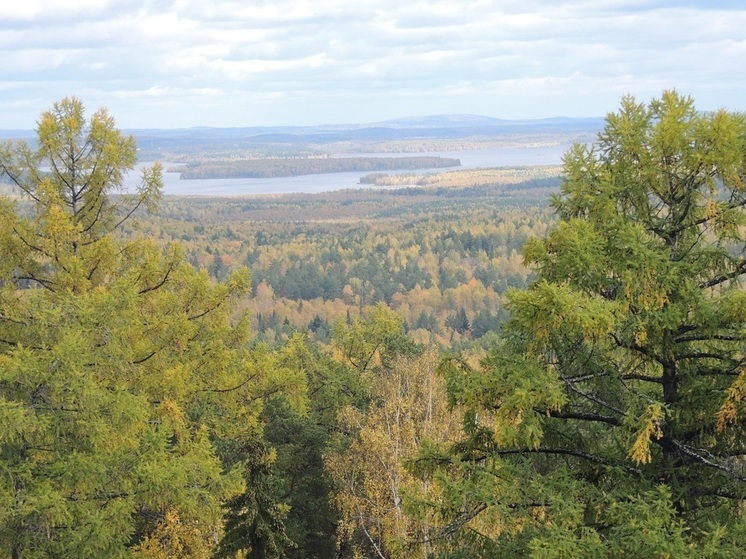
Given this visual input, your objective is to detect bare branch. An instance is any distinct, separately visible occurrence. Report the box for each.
[668,439,746,482]
[137,262,174,295]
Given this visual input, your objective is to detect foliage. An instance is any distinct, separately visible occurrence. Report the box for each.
[171,156,460,180]
[253,334,365,559]
[331,303,422,374]
[0,98,284,557]
[410,91,746,556]
[131,509,216,559]
[133,191,548,349]
[326,306,461,559]
[10,92,742,558]
[260,398,337,559]
[359,165,562,193]
[215,436,294,559]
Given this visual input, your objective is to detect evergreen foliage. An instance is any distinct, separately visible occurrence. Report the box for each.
[410,91,746,556]
[0,98,284,557]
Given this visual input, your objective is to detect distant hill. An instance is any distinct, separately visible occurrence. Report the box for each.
[0,114,604,157]
[0,130,36,139]
[373,114,511,128]
[123,114,603,137]
[125,114,603,152]
[369,114,602,129]
[0,114,604,139]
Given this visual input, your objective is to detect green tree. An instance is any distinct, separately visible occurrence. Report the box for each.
[0,96,161,275]
[0,98,273,557]
[445,308,470,336]
[210,250,229,281]
[470,307,504,339]
[411,91,746,557]
[332,303,421,375]
[260,397,336,559]
[215,435,294,559]
[217,334,355,559]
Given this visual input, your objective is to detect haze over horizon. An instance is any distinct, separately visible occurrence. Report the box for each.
[2,0,744,130]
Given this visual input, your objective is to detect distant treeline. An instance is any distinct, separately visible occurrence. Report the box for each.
[170,156,461,179]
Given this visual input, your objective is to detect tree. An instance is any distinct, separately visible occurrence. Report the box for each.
[410,91,746,557]
[327,347,460,559]
[259,397,336,559]
[0,98,275,557]
[331,303,421,376]
[215,435,294,559]
[217,334,352,559]
[470,307,504,340]
[445,308,470,336]
[326,306,462,558]
[210,250,229,281]
[0,96,162,283]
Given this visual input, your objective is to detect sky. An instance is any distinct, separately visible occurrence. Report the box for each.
[1,0,745,130]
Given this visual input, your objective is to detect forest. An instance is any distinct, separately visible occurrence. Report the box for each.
[0,91,745,558]
[169,156,462,179]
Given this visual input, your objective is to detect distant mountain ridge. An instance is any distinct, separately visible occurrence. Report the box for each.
[0,114,603,137]
[121,114,604,148]
[369,114,598,129]
[124,114,603,136]
[0,115,604,154]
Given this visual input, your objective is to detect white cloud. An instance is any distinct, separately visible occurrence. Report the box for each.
[0,0,743,128]
[4,0,117,20]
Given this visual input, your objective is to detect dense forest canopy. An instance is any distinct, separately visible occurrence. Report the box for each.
[170,156,462,180]
[130,184,555,350]
[0,91,743,558]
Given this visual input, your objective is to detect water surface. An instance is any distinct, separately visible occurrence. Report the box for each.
[125,144,569,196]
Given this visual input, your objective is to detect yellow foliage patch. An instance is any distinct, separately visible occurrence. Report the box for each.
[716,364,746,432]
[628,403,665,465]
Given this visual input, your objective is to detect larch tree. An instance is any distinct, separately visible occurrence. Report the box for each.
[0,98,279,557]
[410,91,746,557]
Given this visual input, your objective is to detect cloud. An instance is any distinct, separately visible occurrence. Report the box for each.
[0,0,744,128]
[3,0,121,22]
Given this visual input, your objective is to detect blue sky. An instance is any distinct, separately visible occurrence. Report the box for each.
[1,0,744,129]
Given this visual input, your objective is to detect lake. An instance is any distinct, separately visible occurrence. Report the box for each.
[125,144,569,196]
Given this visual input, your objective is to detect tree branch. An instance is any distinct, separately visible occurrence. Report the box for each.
[620,373,664,384]
[667,439,746,482]
[493,447,642,475]
[137,262,174,295]
[699,258,746,289]
[540,408,623,426]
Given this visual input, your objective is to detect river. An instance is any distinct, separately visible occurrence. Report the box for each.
[124,144,569,196]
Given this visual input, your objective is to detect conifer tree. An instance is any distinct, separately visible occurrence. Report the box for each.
[0,97,273,557]
[411,91,746,557]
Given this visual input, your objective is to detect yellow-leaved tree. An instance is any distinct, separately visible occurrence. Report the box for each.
[0,97,287,557]
[326,305,460,559]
